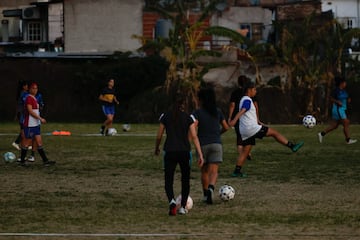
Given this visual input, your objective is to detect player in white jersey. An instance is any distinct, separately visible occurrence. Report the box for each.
[229,82,304,177]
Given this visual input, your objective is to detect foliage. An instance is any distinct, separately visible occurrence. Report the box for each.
[135,0,247,112]
[270,13,360,117]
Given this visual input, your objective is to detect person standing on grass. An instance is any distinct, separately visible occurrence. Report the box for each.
[229,76,259,160]
[99,78,119,136]
[26,86,46,162]
[19,82,55,167]
[229,81,304,177]
[155,95,204,216]
[192,87,229,204]
[12,80,29,151]
[318,76,357,144]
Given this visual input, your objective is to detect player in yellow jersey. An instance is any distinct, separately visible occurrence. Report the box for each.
[99,78,119,135]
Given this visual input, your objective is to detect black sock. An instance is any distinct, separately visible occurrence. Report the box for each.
[203,189,207,196]
[346,138,350,142]
[15,134,21,144]
[321,131,326,136]
[20,148,27,162]
[286,141,295,149]
[38,147,48,162]
[31,151,35,157]
[208,184,215,191]
[234,165,242,173]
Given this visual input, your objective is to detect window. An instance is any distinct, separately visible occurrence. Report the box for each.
[27,22,42,41]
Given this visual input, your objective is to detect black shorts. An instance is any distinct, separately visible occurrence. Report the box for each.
[241,125,269,146]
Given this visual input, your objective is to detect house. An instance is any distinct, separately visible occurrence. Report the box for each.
[1,0,144,55]
[322,0,360,29]
[1,0,329,56]
[63,0,143,53]
[0,0,63,53]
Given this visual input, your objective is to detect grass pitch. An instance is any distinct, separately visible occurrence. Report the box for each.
[0,123,359,239]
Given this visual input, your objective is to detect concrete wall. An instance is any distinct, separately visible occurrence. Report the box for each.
[64,0,144,53]
[322,0,360,28]
[211,6,273,45]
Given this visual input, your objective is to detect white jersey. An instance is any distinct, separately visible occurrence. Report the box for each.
[238,96,261,140]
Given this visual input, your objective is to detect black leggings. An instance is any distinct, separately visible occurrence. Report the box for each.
[164,151,191,207]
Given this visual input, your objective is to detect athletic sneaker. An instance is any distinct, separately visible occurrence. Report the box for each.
[347,139,357,144]
[178,207,188,215]
[12,142,20,151]
[318,133,323,143]
[169,199,177,216]
[27,156,35,162]
[206,188,214,204]
[291,141,304,152]
[43,160,56,166]
[231,172,248,178]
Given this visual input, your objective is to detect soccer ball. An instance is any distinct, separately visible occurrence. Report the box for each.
[107,128,117,136]
[302,115,316,128]
[219,185,235,201]
[122,124,131,132]
[175,195,193,210]
[3,152,16,163]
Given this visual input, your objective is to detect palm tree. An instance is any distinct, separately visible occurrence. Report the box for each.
[272,13,360,118]
[134,0,248,111]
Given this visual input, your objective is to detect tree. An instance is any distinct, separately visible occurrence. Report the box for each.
[134,0,248,111]
[271,13,360,118]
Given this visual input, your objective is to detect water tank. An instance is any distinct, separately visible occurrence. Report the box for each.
[155,19,173,39]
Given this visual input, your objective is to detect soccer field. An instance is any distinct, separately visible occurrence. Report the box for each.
[0,123,359,239]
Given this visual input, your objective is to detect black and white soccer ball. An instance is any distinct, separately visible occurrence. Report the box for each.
[219,184,235,201]
[175,194,193,210]
[3,152,16,163]
[122,124,131,132]
[302,115,316,128]
[107,128,117,136]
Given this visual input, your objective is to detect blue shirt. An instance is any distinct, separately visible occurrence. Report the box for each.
[191,108,225,145]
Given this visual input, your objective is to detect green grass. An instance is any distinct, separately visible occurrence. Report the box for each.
[0,123,359,239]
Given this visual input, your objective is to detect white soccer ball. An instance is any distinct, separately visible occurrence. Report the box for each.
[122,124,131,132]
[175,195,193,210]
[107,128,117,136]
[219,185,235,201]
[3,152,16,163]
[302,115,316,128]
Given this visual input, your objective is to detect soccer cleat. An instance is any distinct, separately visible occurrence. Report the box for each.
[318,133,323,143]
[347,139,357,144]
[292,141,304,152]
[168,199,177,216]
[178,207,188,215]
[43,160,56,166]
[231,172,247,178]
[12,142,21,151]
[206,188,214,204]
[27,156,35,162]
